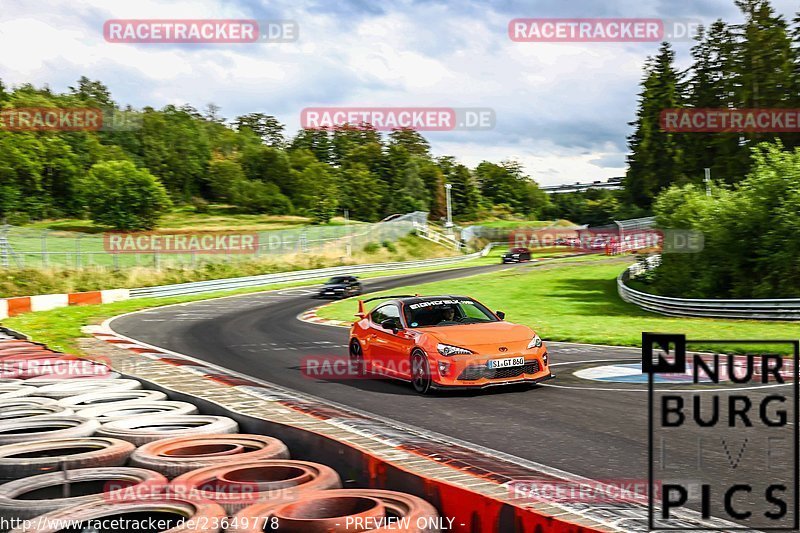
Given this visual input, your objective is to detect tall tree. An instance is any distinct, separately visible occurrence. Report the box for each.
[416,158,446,219]
[732,0,796,155]
[289,128,332,163]
[438,156,480,218]
[387,129,430,158]
[138,106,211,201]
[68,76,114,108]
[235,113,285,147]
[339,164,385,222]
[683,22,743,184]
[625,42,686,207]
[204,103,225,124]
[331,124,381,167]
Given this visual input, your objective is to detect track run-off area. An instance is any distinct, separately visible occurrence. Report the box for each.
[108,258,796,525]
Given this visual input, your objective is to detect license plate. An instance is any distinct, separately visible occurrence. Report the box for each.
[487,357,524,369]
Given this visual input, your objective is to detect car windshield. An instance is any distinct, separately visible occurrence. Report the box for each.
[403,299,498,328]
[327,277,348,284]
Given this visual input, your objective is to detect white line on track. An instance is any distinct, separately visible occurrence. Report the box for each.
[545,359,792,393]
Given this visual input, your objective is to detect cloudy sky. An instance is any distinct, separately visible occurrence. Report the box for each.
[0,0,797,185]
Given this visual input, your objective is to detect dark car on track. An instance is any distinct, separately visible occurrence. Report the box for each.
[501,247,532,263]
[316,276,362,299]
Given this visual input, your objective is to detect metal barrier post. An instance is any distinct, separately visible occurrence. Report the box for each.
[41,229,49,268]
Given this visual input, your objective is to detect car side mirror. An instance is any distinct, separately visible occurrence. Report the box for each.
[381,318,402,333]
[495,311,505,320]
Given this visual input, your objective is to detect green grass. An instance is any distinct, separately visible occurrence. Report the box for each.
[317,258,800,355]
[7,205,365,271]
[0,234,461,298]
[3,279,323,353]
[19,204,358,233]
[1,246,509,353]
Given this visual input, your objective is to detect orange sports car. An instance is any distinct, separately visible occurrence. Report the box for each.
[349,295,552,393]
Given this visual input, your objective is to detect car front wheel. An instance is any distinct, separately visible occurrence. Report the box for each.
[411,350,432,394]
[349,339,365,376]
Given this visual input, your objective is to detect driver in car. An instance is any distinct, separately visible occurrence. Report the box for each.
[439,306,457,324]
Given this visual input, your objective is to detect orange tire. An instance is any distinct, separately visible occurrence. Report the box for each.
[231,489,440,532]
[170,459,341,513]
[130,434,290,478]
[8,496,227,532]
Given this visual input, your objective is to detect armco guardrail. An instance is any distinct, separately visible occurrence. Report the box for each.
[618,257,800,320]
[128,245,491,298]
[0,245,495,319]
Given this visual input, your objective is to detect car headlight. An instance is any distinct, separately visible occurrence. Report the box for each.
[437,343,473,356]
[527,334,543,349]
[334,288,344,291]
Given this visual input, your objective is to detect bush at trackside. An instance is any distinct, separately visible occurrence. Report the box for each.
[81,161,172,231]
[649,141,800,298]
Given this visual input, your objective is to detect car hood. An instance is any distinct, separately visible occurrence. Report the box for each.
[323,283,346,288]
[416,322,534,347]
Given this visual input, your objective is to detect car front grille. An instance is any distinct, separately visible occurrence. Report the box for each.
[457,360,541,381]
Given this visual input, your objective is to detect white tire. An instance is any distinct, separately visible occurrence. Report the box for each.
[0,437,135,481]
[0,397,58,408]
[34,379,141,399]
[25,372,122,385]
[0,416,100,445]
[76,401,198,422]
[0,385,36,399]
[0,405,74,421]
[57,390,167,408]
[96,415,239,446]
[0,467,167,520]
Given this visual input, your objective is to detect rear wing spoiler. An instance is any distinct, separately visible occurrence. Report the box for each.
[355,295,417,319]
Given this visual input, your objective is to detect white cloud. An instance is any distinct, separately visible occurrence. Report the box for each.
[0,0,797,185]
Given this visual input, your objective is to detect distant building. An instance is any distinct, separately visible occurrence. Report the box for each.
[541,177,624,194]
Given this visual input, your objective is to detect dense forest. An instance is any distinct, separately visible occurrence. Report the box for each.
[627,0,800,298]
[625,0,799,204]
[1,0,799,299]
[0,77,558,229]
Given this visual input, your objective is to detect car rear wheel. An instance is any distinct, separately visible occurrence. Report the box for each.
[349,339,365,376]
[411,351,431,395]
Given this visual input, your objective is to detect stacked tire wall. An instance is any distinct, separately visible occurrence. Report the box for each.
[0,331,445,533]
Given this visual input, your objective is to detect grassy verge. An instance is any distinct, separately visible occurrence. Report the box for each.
[317,257,799,355]
[1,235,458,298]
[3,279,319,353]
[18,205,358,233]
[1,246,515,353]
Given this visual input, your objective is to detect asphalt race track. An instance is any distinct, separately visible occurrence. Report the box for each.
[110,261,796,525]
